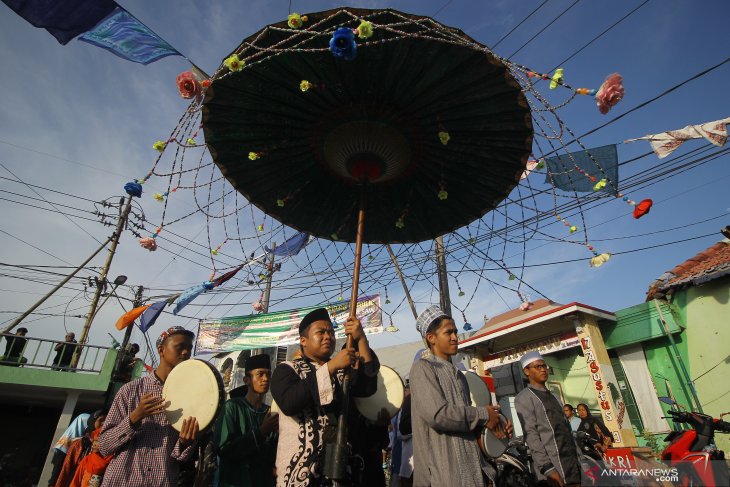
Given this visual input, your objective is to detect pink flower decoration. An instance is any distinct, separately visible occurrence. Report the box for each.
[519,301,533,311]
[252,301,264,312]
[139,237,157,251]
[595,73,624,114]
[176,71,202,100]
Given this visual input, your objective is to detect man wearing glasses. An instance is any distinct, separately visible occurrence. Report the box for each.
[514,351,580,487]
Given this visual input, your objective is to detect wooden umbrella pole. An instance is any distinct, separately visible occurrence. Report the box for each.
[325,185,366,483]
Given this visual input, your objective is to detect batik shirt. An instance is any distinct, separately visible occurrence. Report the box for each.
[270,355,379,487]
[98,374,195,487]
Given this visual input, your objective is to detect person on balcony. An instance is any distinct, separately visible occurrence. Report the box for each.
[1,327,28,366]
[52,332,79,371]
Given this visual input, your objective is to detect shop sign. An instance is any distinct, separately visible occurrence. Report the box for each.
[482,332,580,368]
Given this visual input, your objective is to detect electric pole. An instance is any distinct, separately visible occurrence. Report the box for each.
[72,195,133,367]
[435,235,452,316]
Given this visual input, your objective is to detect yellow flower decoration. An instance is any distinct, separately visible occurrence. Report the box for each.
[330,233,339,240]
[211,249,219,256]
[300,80,313,92]
[395,218,405,229]
[357,21,374,39]
[257,224,264,232]
[153,140,167,152]
[287,13,306,29]
[153,193,164,202]
[186,138,196,145]
[276,199,285,207]
[248,152,260,160]
[593,178,607,191]
[589,253,611,268]
[569,225,578,234]
[224,54,244,72]
[550,68,564,90]
[438,131,450,145]
[437,189,448,200]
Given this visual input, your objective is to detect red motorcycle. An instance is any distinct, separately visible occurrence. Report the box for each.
[659,397,730,486]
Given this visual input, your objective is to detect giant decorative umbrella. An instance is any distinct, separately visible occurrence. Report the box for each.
[202,7,532,481]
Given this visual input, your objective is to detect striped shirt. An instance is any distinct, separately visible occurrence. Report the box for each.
[98,374,195,487]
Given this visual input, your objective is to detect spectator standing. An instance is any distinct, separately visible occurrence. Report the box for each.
[1,327,28,366]
[53,332,79,371]
[563,404,582,432]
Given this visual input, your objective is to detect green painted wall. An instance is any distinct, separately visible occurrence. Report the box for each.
[681,275,730,453]
[544,351,599,409]
[605,301,681,350]
[0,348,117,391]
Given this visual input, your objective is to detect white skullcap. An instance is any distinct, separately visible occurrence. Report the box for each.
[520,350,544,369]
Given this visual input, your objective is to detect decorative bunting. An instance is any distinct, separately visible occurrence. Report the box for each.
[78,7,182,65]
[139,300,166,331]
[114,304,151,330]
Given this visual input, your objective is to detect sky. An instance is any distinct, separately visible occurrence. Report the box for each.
[0,0,728,365]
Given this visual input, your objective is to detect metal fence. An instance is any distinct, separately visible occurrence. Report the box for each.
[0,334,111,373]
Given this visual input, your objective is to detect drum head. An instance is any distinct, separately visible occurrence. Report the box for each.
[354,365,405,422]
[479,415,509,458]
[163,359,225,431]
[462,371,491,407]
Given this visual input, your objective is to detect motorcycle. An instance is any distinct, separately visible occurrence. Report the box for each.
[574,430,628,486]
[658,397,730,486]
[492,436,537,487]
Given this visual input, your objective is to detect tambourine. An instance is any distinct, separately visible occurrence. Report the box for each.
[163,359,225,431]
[354,365,405,422]
[462,370,508,458]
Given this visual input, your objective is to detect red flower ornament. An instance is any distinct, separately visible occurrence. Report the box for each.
[176,71,202,100]
[633,198,653,219]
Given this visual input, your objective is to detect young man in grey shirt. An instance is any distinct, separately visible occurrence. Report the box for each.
[514,351,581,487]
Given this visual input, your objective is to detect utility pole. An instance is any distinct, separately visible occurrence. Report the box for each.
[261,243,276,313]
[72,195,133,368]
[435,236,452,316]
[386,244,418,320]
[1,236,113,334]
[112,285,144,377]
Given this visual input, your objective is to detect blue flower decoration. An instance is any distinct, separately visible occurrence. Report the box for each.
[124,181,143,198]
[203,280,215,290]
[463,322,473,331]
[329,27,357,61]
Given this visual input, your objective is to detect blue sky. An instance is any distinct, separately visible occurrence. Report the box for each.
[1,0,728,363]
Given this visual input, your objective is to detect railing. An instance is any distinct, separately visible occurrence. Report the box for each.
[0,334,111,373]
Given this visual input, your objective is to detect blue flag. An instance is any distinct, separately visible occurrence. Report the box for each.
[2,0,117,45]
[173,283,207,316]
[266,232,311,257]
[139,300,167,332]
[78,7,181,65]
[544,144,619,193]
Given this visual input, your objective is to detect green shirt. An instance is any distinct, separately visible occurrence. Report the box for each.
[214,397,277,487]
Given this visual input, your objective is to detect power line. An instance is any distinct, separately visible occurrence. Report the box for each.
[507,0,581,58]
[491,0,549,49]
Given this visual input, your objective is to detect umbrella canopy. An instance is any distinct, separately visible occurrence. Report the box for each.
[202,8,532,243]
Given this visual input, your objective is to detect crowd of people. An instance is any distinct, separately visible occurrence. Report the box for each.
[42,306,614,487]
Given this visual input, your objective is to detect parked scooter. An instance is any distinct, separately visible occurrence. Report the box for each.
[658,397,730,486]
[492,436,537,487]
[574,430,628,486]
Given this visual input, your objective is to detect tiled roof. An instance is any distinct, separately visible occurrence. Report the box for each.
[647,240,730,299]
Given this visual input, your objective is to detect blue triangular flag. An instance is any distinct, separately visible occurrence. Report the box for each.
[78,7,181,65]
[139,300,166,332]
[2,0,117,45]
[265,232,311,257]
[173,283,206,315]
[544,144,618,193]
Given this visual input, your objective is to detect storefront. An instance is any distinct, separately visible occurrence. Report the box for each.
[459,300,669,447]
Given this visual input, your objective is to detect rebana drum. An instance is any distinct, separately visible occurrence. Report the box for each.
[163,359,225,431]
[462,370,508,458]
[354,365,405,422]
